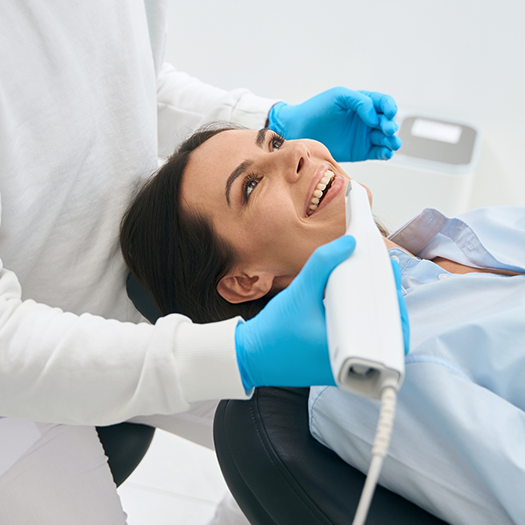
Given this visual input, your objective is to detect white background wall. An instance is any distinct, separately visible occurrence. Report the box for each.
[164,0,525,209]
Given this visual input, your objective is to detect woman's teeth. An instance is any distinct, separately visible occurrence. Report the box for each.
[308,170,335,216]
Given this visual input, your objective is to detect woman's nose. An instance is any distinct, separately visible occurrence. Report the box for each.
[284,141,309,182]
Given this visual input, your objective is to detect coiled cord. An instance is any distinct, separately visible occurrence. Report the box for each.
[352,386,397,525]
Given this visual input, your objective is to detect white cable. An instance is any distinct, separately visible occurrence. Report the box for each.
[352,386,397,525]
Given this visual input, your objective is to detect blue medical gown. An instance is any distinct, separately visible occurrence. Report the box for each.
[309,206,525,525]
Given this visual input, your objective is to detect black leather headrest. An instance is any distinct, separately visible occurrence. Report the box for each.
[126,273,162,323]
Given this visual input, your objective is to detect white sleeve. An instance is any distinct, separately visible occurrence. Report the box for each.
[0,259,249,426]
[309,364,524,525]
[156,63,280,156]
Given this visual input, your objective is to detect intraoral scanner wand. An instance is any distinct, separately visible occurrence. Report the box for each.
[325,180,405,397]
[325,180,406,525]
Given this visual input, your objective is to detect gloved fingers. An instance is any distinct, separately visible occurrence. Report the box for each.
[369,130,402,150]
[335,89,380,129]
[358,91,398,119]
[290,235,357,303]
[267,102,288,137]
[401,309,410,355]
[390,258,410,355]
[366,146,394,160]
[378,114,399,136]
[390,258,403,288]
[398,293,410,355]
[342,91,399,131]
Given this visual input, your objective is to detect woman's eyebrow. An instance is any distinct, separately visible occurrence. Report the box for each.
[225,129,268,206]
[256,127,268,147]
[225,160,253,206]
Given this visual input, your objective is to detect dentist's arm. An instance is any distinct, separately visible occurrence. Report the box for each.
[0,237,404,424]
[0,239,354,424]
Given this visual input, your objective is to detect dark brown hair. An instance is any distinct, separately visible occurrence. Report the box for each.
[120,123,273,323]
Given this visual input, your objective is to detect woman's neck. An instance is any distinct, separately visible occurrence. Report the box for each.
[383,237,413,256]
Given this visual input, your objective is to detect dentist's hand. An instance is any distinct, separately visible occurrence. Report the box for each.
[235,236,356,390]
[268,87,402,162]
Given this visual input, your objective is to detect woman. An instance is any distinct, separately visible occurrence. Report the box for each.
[122,123,525,525]
[122,123,390,322]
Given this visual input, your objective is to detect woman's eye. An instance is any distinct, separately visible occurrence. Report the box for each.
[242,174,260,202]
[271,135,285,151]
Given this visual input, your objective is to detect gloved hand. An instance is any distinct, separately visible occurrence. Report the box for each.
[235,236,356,390]
[234,237,411,390]
[390,258,410,355]
[268,87,402,162]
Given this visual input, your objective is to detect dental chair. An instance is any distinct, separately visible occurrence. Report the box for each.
[127,274,448,524]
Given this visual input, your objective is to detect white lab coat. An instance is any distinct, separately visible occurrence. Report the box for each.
[0,0,277,425]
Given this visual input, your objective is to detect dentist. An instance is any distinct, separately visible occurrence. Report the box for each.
[0,1,401,523]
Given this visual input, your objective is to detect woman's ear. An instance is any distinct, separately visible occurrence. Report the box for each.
[217,270,275,304]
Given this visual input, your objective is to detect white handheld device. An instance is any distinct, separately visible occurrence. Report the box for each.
[325,180,405,398]
[325,180,407,525]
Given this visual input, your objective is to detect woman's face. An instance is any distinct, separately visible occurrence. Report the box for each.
[181,128,371,302]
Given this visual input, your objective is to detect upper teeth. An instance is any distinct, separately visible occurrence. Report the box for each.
[308,170,335,215]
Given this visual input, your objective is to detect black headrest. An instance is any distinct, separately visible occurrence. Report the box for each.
[126,273,162,323]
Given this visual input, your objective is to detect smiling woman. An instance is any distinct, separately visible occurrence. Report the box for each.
[180,124,357,304]
[120,122,365,323]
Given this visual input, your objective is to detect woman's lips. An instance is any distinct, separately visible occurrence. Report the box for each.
[304,164,330,217]
[307,170,336,215]
[306,173,345,217]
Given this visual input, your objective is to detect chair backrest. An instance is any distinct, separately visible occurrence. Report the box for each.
[214,387,448,525]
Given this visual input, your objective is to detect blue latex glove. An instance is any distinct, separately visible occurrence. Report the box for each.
[235,238,411,390]
[235,236,356,390]
[390,258,410,355]
[268,87,402,162]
